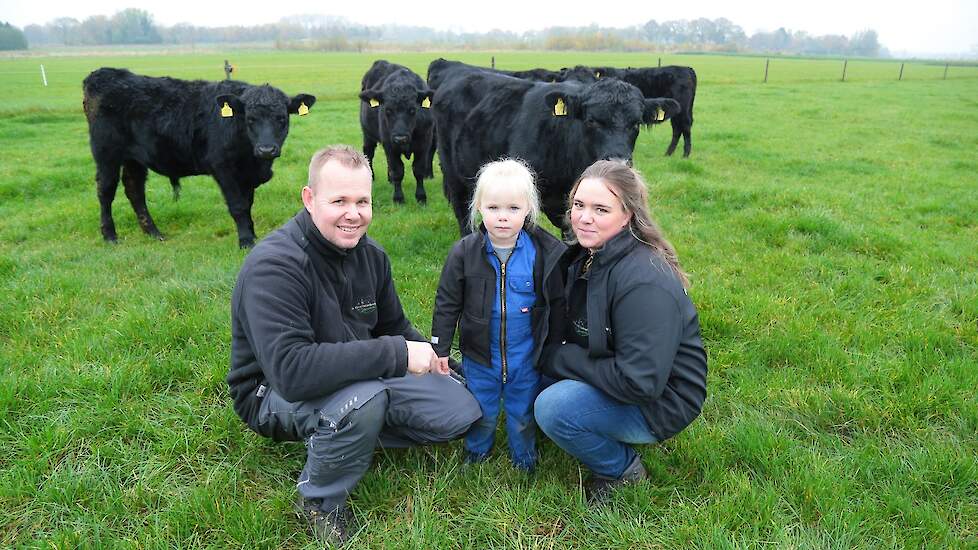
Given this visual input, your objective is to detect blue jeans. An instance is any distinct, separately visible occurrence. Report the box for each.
[534,379,659,478]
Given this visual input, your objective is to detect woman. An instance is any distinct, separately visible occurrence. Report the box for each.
[535,160,707,503]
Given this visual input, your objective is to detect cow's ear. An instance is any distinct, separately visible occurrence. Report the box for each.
[289,94,316,116]
[216,94,243,118]
[544,91,581,119]
[359,89,383,108]
[642,98,680,125]
[418,89,433,109]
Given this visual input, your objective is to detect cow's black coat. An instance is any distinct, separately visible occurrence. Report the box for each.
[359,60,435,204]
[82,67,315,248]
[428,62,680,235]
[564,65,697,157]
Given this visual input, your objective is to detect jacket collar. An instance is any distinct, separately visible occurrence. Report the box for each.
[567,227,638,270]
[293,208,365,260]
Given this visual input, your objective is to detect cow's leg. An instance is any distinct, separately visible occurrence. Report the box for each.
[682,122,692,158]
[216,176,257,248]
[665,118,682,157]
[425,128,437,179]
[122,161,164,241]
[363,137,378,181]
[385,145,406,204]
[411,148,428,205]
[96,159,122,243]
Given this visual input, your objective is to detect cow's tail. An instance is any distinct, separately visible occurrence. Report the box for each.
[170,177,181,201]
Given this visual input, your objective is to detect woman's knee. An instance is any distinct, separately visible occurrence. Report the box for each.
[534,379,585,433]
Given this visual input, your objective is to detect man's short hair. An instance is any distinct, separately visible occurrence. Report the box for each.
[307,145,372,189]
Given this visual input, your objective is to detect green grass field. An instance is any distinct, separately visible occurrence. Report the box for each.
[1,49,976,548]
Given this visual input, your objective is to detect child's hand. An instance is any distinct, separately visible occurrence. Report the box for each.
[433,356,451,375]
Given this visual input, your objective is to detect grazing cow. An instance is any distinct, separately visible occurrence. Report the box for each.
[82,67,315,248]
[429,65,680,235]
[359,60,435,204]
[563,65,697,157]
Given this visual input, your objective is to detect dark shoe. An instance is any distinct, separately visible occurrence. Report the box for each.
[463,450,491,465]
[294,495,352,547]
[585,454,648,503]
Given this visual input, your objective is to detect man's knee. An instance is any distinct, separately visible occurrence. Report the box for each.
[423,379,482,441]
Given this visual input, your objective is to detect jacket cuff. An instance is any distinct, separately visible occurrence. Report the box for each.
[392,336,409,378]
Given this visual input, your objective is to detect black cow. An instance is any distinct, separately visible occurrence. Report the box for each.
[359,60,434,204]
[564,65,697,157]
[427,58,564,89]
[82,67,315,248]
[429,64,680,235]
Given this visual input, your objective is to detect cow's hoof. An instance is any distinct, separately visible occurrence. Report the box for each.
[393,196,405,205]
[416,197,427,205]
[104,237,118,245]
[239,238,255,249]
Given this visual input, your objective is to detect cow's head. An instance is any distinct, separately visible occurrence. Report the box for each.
[216,85,316,160]
[545,79,680,163]
[359,83,432,149]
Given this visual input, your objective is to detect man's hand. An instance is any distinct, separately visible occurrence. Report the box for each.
[406,340,436,375]
[433,356,451,375]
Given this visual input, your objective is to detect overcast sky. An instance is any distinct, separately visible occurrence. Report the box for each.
[2,0,976,55]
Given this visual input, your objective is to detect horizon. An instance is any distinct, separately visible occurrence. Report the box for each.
[2,0,977,57]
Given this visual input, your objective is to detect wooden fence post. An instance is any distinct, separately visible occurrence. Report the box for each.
[764,58,769,83]
[899,63,904,81]
[841,58,848,82]
[944,63,949,79]
[491,56,495,69]
[658,57,661,67]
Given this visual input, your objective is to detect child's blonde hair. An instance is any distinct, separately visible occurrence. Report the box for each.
[468,158,541,233]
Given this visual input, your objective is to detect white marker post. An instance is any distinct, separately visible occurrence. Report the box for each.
[40,65,48,87]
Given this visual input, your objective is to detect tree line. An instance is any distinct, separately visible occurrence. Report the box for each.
[6,11,882,57]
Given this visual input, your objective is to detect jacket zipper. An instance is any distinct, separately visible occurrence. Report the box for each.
[497,255,508,384]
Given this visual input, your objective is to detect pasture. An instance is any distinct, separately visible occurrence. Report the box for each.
[1,50,976,548]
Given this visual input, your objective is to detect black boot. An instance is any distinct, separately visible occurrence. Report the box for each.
[585,454,648,503]
[295,495,354,547]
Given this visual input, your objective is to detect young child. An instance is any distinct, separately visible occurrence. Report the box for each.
[431,159,566,472]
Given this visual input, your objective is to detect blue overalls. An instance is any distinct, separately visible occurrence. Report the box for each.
[462,230,540,470]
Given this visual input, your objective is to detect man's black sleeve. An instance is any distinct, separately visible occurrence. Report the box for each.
[236,255,408,403]
[542,283,681,404]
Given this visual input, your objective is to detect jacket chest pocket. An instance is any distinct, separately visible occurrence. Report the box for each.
[507,276,536,312]
[464,277,491,321]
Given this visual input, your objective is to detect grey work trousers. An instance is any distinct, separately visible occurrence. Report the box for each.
[256,373,481,512]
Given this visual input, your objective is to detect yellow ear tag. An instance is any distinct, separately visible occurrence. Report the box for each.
[297,102,309,116]
[554,97,567,116]
[595,71,601,79]
[656,107,665,121]
[221,102,233,118]
[369,98,380,108]
[421,97,431,109]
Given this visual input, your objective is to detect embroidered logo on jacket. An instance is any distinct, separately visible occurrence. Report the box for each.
[352,297,377,315]
[572,317,589,338]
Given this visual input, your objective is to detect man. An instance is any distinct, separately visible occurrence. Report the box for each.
[227,145,481,546]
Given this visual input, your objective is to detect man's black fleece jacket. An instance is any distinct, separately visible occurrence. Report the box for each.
[227,209,425,430]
